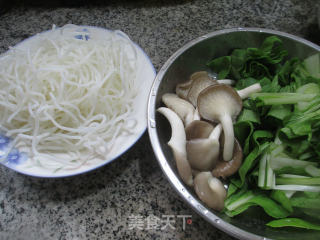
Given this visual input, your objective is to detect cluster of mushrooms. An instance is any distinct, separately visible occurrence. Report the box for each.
[157,71,261,211]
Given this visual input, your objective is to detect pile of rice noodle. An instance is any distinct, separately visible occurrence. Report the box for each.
[0,25,140,170]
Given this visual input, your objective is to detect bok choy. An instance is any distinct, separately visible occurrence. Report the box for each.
[208,36,320,230]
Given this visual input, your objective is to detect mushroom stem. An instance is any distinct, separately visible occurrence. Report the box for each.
[193,108,201,121]
[237,83,262,99]
[220,114,234,161]
[157,107,193,186]
[208,123,222,140]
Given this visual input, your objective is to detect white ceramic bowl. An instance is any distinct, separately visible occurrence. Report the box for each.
[0,25,156,177]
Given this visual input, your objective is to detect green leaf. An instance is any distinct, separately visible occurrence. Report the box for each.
[238,142,270,186]
[301,209,320,220]
[226,192,290,218]
[304,53,320,79]
[225,202,256,217]
[303,191,320,199]
[295,83,320,111]
[279,107,320,144]
[271,190,293,213]
[290,196,320,209]
[245,36,288,65]
[266,218,320,230]
[237,108,261,124]
[227,182,239,198]
[261,76,281,93]
[207,56,231,79]
[230,49,247,79]
[235,77,260,90]
[277,58,301,87]
[249,195,290,218]
[267,104,292,121]
[230,178,242,188]
[225,188,252,210]
[234,121,254,155]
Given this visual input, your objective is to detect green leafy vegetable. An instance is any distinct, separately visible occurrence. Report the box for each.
[208,36,320,230]
[271,190,293,213]
[266,218,320,230]
[225,191,290,219]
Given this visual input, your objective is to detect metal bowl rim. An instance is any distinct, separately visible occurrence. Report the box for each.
[147,27,320,240]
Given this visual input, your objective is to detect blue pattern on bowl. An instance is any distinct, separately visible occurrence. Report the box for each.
[73,27,90,41]
[74,34,90,41]
[0,135,10,150]
[0,134,28,166]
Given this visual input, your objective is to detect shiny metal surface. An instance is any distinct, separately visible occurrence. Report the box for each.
[147,28,320,240]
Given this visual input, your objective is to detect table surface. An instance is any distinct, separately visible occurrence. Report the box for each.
[0,0,319,239]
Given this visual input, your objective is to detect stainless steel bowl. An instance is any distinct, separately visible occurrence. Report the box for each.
[147,28,320,240]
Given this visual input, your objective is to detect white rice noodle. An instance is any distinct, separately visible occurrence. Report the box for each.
[0,25,140,170]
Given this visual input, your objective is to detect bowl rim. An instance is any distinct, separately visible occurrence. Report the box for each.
[147,27,320,240]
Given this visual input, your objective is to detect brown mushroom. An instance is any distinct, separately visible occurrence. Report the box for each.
[190,71,210,80]
[212,138,243,178]
[176,78,194,100]
[187,72,217,107]
[197,84,242,161]
[186,123,222,171]
[175,71,237,101]
[191,71,235,86]
[162,93,199,127]
[157,107,193,186]
[194,171,227,211]
[175,71,215,101]
[191,168,201,177]
[185,120,214,140]
[175,71,207,99]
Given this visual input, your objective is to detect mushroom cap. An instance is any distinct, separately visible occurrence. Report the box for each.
[194,172,227,211]
[192,168,200,177]
[187,72,217,106]
[186,138,220,171]
[197,84,242,122]
[190,71,210,80]
[185,121,220,171]
[185,120,214,140]
[176,78,193,100]
[212,138,243,178]
[162,93,196,127]
[175,71,216,102]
